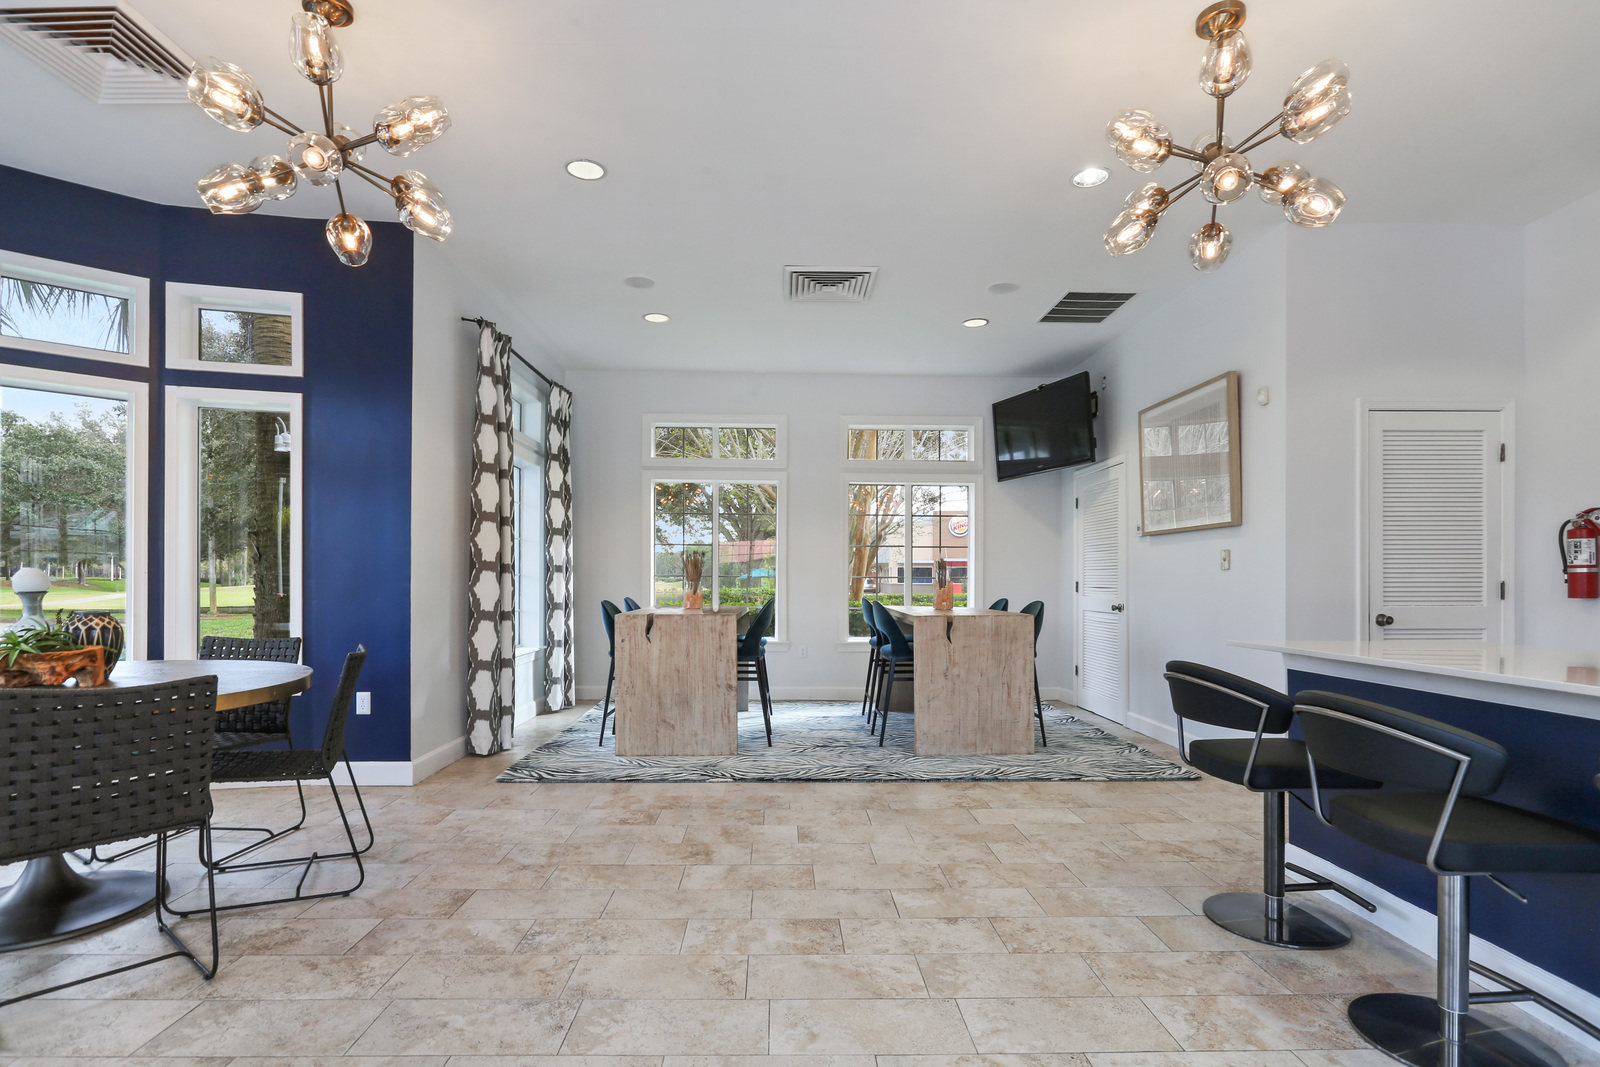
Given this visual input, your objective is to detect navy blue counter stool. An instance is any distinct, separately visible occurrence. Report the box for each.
[735,599,776,746]
[988,598,1009,611]
[623,597,641,611]
[599,600,621,743]
[1297,690,1600,1067]
[1019,600,1048,746]
[1164,661,1377,948]
[867,600,915,745]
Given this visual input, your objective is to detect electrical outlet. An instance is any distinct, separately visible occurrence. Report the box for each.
[1220,549,1231,571]
[355,691,371,715]
[798,645,808,659]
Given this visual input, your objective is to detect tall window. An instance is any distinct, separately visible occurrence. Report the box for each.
[0,384,132,639]
[846,482,972,636]
[197,409,293,641]
[165,388,302,659]
[652,480,779,635]
[511,380,546,651]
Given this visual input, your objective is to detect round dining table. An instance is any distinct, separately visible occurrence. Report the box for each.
[0,658,314,952]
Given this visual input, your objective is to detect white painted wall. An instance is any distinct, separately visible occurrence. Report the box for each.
[1073,230,1289,746]
[1521,187,1600,652]
[564,368,1068,702]
[411,245,564,775]
[1283,224,1526,641]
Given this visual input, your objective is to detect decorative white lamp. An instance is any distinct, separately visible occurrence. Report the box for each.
[10,567,50,632]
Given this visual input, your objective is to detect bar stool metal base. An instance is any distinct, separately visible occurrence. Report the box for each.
[0,854,156,952]
[1349,993,1566,1067]
[1202,891,1353,949]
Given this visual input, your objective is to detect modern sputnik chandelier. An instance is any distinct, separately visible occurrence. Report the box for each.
[185,0,452,266]
[1102,1,1349,272]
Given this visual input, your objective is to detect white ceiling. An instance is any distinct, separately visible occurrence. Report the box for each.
[3,0,1597,376]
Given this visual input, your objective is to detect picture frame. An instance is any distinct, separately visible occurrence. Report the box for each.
[1138,370,1242,535]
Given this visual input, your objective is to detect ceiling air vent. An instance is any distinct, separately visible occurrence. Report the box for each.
[785,266,879,303]
[1040,291,1136,323]
[0,3,192,105]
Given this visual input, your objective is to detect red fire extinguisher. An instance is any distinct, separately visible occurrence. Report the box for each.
[1560,508,1600,598]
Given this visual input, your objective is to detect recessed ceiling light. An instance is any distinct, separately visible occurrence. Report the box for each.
[1072,166,1110,188]
[962,318,989,328]
[643,313,669,323]
[987,282,1019,295]
[567,159,606,180]
[624,276,655,288]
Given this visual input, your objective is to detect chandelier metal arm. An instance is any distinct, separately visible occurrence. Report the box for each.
[318,82,334,139]
[344,159,399,193]
[341,131,379,152]
[1236,128,1283,155]
[334,177,346,215]
[1163,172,1204,211]
[1215,96,1225,148]
[1235,111,1283,153]
[1167,144,1209,163]
[262,107,304,136]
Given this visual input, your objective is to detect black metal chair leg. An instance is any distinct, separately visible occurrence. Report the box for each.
[1034,666,1048,747]
[879,670,894,746]
[861,647,878,717]
[599,661,615,745]
[756,658,773,746]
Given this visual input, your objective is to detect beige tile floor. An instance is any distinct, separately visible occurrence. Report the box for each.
[1,704,1593,1065]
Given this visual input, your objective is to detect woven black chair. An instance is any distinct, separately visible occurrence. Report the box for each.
[201,635,303,748]
[167,646,372,915]
[0,679,222,1006]
[89,635,309,868]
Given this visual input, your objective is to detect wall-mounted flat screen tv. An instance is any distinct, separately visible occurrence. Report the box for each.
[992,372,1096,481]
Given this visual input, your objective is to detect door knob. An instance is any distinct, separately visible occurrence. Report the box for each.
[1375,614,1394,627]
[1111,603,1125,612]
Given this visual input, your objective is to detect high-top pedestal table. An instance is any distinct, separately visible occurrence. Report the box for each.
[0,658,313,951]
[615,607,747,756]
[883,605,1036,755]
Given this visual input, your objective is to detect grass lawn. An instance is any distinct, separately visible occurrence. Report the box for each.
[0,582,128,615]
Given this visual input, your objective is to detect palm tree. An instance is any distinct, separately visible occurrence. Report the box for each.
[0,277,130,353]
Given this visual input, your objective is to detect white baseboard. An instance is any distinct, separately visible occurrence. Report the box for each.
[1042,686,1074,704]
[216,736,467,790]
[1285,843,1600,1056]
[408,734,467,783]
[1126,710,1180,748]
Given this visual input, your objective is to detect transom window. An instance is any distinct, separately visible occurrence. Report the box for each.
[165,283,302,377]
[848,426,972,462]
[846,481,973,636]
[652,479,779,636]
[653,422,777,462]
[0,249,149,367]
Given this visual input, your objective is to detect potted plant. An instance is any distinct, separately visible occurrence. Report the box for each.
[0,612,107,687]
[683,549,707,610]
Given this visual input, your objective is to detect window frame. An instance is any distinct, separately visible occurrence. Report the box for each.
[164,282,304,377]
[162,385,304,659]
[644,471,788,646]
[643,414,787,469]
[0,248,149,367]
[0,362,151,658]
[838,472,981,645]
[840,414,983,470]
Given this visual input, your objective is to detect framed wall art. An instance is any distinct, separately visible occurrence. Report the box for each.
[1138,370,1242,535]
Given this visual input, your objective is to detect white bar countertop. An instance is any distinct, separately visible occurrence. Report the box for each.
[1229,639,1600,719]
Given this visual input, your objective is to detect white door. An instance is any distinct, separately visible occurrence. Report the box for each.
[1366,409,1505,643]
[1075,458,1128,723]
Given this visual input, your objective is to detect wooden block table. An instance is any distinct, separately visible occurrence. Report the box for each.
[883,606,1035,755]
[614,606,747,756]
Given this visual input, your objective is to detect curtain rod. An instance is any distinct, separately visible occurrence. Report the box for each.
[460,316,558,390]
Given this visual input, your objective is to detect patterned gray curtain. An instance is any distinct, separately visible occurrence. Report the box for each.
[544,383,575,710]
[467,322,516,755]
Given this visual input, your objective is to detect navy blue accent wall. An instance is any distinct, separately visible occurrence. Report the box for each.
[1287,668,1600,998]
[0,165,413,762]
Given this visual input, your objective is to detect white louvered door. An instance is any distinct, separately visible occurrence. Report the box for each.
[1075,459,1127,723]
[1366,410,1504,643]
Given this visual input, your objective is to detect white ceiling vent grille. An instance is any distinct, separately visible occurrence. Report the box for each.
[0,3,192,105]
[785,266,879,303]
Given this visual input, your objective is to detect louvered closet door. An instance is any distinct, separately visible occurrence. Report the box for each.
[1367,410,1504,643]
[1076,459,1127,723]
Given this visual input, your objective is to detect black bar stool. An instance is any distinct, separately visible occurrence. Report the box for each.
[1297,690,1600,1067]
[1164,661,1377,949]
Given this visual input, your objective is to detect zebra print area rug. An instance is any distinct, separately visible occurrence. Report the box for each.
[497,701,1198,784]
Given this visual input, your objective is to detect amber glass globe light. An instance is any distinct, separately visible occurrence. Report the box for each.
[249,155,298,200]
[375,96,452,156]
[1105,109,1172,173]
[196,162,264,214]
[1188,221,1232,272]
[289,11,342,85]
[391,170,453,241]
[1257,160,1308,203]
[1124,182,1169,217]
[1201,153,1252,204]
[326,212,373,266]
[1199,28,1252,97]
[186,56,264,131]
[1283,177,1346,227]
[1103,211,1158,256]
[287,131,344,185]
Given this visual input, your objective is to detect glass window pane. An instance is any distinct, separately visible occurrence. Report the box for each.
[848,429,876,459]
[718,426,777,461]
[653,480,711,607]
[198,408,292,643]
[910,484,970,607]
[0,277,130,354]
[941,429,970,461]
[653,426,681,458]
[876,429,905,460]
[680,427,714,458]
[910,429,941,461]
[0,386,130,641]
[717,481,777,633]
[197,308,293,366]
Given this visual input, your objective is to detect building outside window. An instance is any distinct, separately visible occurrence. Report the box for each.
[845,482,973,636]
